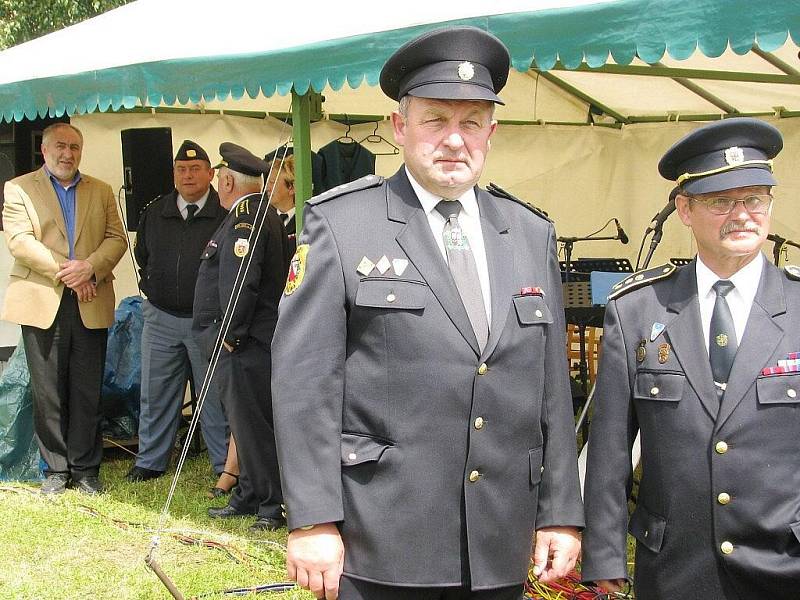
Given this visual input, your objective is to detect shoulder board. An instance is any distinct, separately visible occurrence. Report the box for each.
[307,174,384,206]
[608,263,677,300]
[485,182,552,223]
[139,194,165,216]
[784,265,800,281]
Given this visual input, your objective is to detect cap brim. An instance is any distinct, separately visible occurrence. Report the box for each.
[682,167,776,194]
[407,82,504,105]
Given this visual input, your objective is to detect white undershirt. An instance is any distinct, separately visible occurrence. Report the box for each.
[696,253,763,354]
[405,168,492,324]
[176,188,210,219]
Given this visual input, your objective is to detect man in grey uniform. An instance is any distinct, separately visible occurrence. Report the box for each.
[582,118,800,599]
[272,26,583,600]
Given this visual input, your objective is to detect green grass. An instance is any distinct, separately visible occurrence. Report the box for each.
[0,448,314,600]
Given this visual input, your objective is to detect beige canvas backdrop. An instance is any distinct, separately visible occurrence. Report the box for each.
[0,110,797,345]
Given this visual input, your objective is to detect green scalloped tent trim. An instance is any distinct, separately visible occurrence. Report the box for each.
[0,0,797,122]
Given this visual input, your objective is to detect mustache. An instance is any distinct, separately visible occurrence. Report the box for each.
[719,220,760,238]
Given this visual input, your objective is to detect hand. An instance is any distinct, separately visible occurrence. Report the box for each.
[532,526,581,583]
[57,260,94,287]
[286,523,344,600]
[73,281,97,303]
[596,579,626,593]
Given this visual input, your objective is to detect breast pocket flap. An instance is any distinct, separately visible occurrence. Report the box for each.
[341,433,392,466]
[628,504,666,553]
[756,374,800,405]
[355,278,427,310]
[634,370,685,402]
[513,295,553,325]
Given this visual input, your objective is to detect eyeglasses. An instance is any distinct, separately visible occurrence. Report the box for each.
[688,194,773,215]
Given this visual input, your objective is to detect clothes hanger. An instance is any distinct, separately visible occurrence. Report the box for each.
[358,121,400,155]
[335,117,356,144]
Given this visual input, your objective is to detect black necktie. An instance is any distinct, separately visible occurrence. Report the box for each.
[434,200,489,350]
[709,280,737,393]
[186,204,198,221]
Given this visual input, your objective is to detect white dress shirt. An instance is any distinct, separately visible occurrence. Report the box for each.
[696,253,763,354]
[405,168,492,324]
[177,188,210,219]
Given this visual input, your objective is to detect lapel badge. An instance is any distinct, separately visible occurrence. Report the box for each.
[392,258,409,277]
[715,333,728,348]
[375,255,391,275]
[658,343,670,364]
[724,146,744,166]
[357,256,375,277]
[233,238,250,258]
[636,339,647,363]
[650,322,665,342]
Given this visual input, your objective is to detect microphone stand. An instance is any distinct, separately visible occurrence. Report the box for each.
[768,233,800,266]
[641,223,665,270]
[559,234,622,282]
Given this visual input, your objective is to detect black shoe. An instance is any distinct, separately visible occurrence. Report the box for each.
[208,504,254,519]
[125,465,164,482]
[41,473,70,495]
[74,476,103,495]
[249,516,287,532]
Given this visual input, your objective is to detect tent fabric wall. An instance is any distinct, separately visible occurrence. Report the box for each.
[64,112,800,308]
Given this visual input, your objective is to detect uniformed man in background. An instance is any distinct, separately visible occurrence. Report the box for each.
[127,140,229,483]
[272,26,583,600]
[192,143,289,531]
[582,118,800,599]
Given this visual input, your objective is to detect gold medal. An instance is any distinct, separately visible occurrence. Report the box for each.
[636,339,647,363]
[658,343,670,364]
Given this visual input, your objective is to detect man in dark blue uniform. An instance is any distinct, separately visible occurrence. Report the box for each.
[127,140,229,482]
[193,142,289,531]
[582,118,800,600]
[272,26,583,600]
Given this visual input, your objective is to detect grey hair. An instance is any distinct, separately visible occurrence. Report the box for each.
[229,169,263,190]
[42,122,83,144]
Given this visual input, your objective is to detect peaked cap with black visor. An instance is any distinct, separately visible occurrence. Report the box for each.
[379,26,510,104]
[658,117,783,194]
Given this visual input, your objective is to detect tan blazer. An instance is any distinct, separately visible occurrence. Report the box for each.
[2,167,128,329]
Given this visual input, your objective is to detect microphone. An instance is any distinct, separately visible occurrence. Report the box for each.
[614,218,629,244]
[649,188,679,231]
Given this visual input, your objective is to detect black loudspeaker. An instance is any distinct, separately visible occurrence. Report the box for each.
[121,127,174,231]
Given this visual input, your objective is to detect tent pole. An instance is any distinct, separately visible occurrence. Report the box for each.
[291,89,313,235]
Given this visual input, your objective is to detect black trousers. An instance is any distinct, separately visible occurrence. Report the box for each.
[218,340,282,518]
[340,577,524,600]
[21,291,107,479]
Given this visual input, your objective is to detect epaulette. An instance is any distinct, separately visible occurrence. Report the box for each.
[138,194,164,216]
[608,263,677,300]
[307,174,384,206]
[486,183,552,223]
[784,265,800,281]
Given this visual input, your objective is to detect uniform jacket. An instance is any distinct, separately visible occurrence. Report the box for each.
[582,259,800,600]
[272,169,584,589]
[2,167,127,329]
[135,187,226,316]
[192,192,289,357]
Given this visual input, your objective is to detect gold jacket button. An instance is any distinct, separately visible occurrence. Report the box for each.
[715,441,729,454]
[650,386,659,396]
[474,417,484,430]
[720,541,734,555]
[468,470,480,482]
[477,363,488,375]
[717,492,731,505]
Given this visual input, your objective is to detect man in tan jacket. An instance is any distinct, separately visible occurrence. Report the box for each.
[2,122,127,495]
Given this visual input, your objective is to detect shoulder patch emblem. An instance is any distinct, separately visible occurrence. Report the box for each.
[307,174,383,206]
[608,263,677,300]
[234,222,253,231]
[235,199,250,218]
[234,238,250,258]
[785,265,800,281]
[285,244,309,295]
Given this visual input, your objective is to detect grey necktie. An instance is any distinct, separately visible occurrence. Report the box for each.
[434,200,489,350]
[185,204,198,221]
[709,280,738,394]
